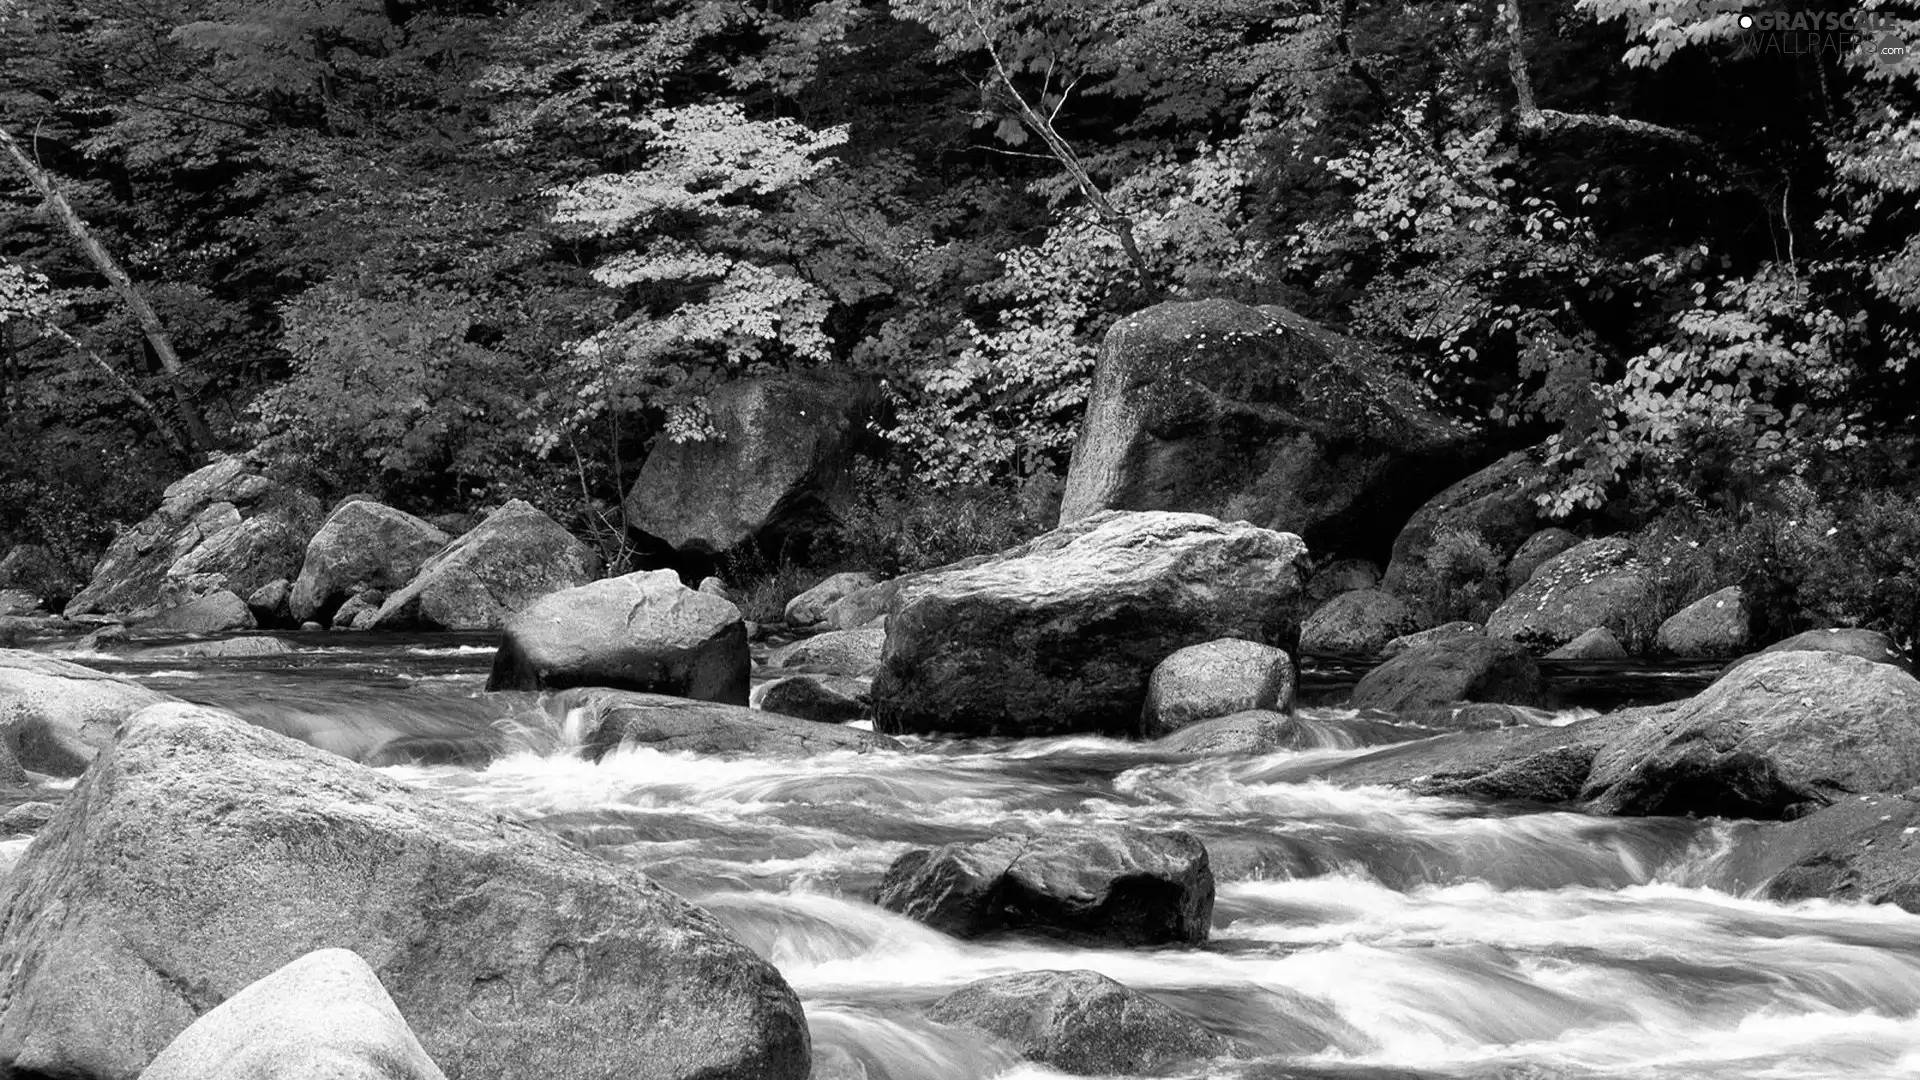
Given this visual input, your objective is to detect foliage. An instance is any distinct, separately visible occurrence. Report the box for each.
[1397,527,1507,625]
[826,460,1049,577]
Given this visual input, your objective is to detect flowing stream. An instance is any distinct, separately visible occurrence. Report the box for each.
[38,635,1920,1080]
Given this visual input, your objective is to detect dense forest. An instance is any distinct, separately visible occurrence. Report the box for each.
[2,0,1917,641]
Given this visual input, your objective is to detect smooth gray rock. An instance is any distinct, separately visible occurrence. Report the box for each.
[487,570,747,703]
[139,590,255,633]
[928,970,1229,1076]
[1486,538,1655,652]
[0,649,175,775]
[1059,299,1469,557]
[625,371,880,556]
[289,501,448,623]
[768,627,886,677]
[369,500,602,631]
[1299,589,1420,656]
[784,572,882,627]
[1350,636,1543,713]
[875,828,1214,945]
[561,688,898,759]
[1655,586,1750,657]
[1546,627,1629,660]
[871,511,1309,738]
[1383,621,1483,657]
[1383,450,1548,593]
[1584,651,1920,819]
[751,675,869,724]
[0,703,810,1080]
[1733,627,1914,675]
[139,949,448,1080]
[1142,639,1294,737]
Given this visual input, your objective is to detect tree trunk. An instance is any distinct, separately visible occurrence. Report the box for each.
[0,124,214,452]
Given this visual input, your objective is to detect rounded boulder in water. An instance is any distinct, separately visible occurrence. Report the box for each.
[487,569,749,704]
[927,969,1231,1076]
[1142,639,1295,737]
[875,828,1214,945]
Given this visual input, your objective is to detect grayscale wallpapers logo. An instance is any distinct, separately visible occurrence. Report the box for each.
[1728,9,1911,64]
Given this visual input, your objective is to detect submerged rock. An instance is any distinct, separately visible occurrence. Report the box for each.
[369,500,601,631]
[559,687,897,759]
[1349,636,1543,713]
[1583,650,1920,819]
[1298,710,1655,804]
[871,511,1309,738]
[0,702,810,1080]
[140,949,448,1080]
[928,970,1229,1076]
[487,570,748,704]
[1151,710,1286,755]
[0,649,176,775]
[874,828,1214,945]
[1142,639,1294,737]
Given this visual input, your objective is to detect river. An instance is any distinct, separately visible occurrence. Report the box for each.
[27,633,1920,1080]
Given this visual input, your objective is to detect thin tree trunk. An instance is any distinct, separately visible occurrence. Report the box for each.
[1502,0,1542,126]
[0,124,214,451]
[968,9,1148,275]
[33,318,192,457]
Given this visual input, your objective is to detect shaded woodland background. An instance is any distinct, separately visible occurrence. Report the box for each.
[2,0,1917,641]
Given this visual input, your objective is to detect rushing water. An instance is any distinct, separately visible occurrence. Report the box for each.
[40,634,1920,1080]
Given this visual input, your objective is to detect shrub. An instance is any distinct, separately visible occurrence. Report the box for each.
[1398,527,1506,625]
[826,462,1049,578]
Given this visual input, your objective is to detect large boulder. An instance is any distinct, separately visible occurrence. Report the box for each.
[64,456,319,620]
[289,501,449,624]
[625,371,880,557]
[486,571,748,704]
[822,580,903,630]
[1584,651,1920,819]
[927,970,1228,1077]
[1303,558,1382,607]
[369,500,602,631]
[1059,299,1469,557]
[1350,635,1543,713]
[1141,639,1294,737]
[558,688,898,759]
[0,703,810,1080]
[0,650,175,775]
[1654,586,1750,657]
[1298,588,1420,656]
[784,572,882,627]
[875,828,1214,945]
[1714,793,1920,911]
[871,511,1309,738]
[140,949,447,1080]
[1486,537,1655,652]
[1383,450,1548,592]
